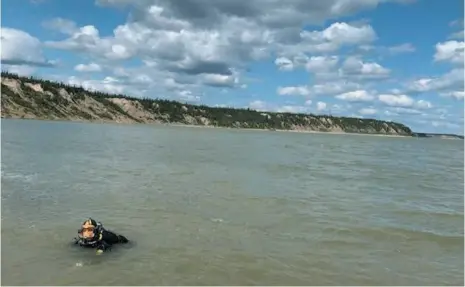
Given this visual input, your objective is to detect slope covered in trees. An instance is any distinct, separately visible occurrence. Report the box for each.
[1,71,414,136]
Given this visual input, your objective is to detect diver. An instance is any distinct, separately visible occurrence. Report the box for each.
[73,218,129,254]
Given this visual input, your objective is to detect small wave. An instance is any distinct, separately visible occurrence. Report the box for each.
[397,209,464,220]
[1,171,37,183]
[352,225,463,246]
[210,218,224,223]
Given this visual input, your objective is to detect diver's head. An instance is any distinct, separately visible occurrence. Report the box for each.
[78,218,98,240]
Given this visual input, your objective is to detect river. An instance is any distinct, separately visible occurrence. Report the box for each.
[1,119,463,285]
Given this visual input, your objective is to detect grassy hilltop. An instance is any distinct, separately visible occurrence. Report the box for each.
[1,71,414,136]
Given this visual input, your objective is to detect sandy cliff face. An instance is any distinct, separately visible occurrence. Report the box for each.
[0,76,413,136]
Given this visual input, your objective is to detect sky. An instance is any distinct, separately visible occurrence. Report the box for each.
[1,0,464,134]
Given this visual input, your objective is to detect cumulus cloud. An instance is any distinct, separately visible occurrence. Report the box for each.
[407,68,464,93]
[355,42,416,57]
[358,107,377,115]
[68,76,126,94]
[248,100,312,114]
[277,86,311,96]
[274,54,340,77]
[277,105,309,113]
[279,22,377,55]
[340,56,390,80]
[440,91,465,100]
[448,30,464,40]
[1,27,55,67]
[248,100,268,111]
[311,81,363,95]
[388,107,423,115]
[335,90,375,102]
[202,73,240,88]
[388,43,415,54]
[378,94,432,109]
[177,90,201,103]
[378,94,413,107]
[304,56,339,73]
[275,57,295,71]
[42,0,414,95]
[96,0,409,30]
[42,17,78,35]
[276,80,364,98]
[74,62,102,72]
[448,19,464,40]
[45,25,134,61]
[317,101,327,111]
[434,40,464,64]
[2,65,37,76]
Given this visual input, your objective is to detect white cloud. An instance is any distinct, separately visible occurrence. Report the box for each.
[287,55,390,83]
[1,65,37,76]
[359,107,377,115]
[304,56,339,72]
[276,80,363,99]
[389,107,422,115]
[434,40,464,65]
[275,57,294,71]
[202,73,239,88]
[311,81,363,95]
[74,62,102,72]
[1,27,54,67]
[317,101,327,111]
[274,54,341,78]
[407,68,464,93]
[440,91,465,100]
[277,105,309,113]
[378,94,432,109]
[45,24,134,61]
[178,90,201,103]
[388,43,415,54]
[449,19,464,28]
[329,103,348,115]
[42,17,78,35]
[378,94,414,107]
[292,22,377,54]
[340,56,390,79]
[431,121,461,129]
[42,0,415,94]
[249,97,347,115]
[335,90,375,102]
[248,100,312,114]
[68,76,125,94]
[449,30,464,40]
[415,99,432,109]
[248,100,267,111]
[277,86,311,96]
[448,19,464,40]
[389,88,402,94]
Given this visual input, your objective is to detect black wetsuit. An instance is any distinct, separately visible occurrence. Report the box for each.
[74,220,129,253]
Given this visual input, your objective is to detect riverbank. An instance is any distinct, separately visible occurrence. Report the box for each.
[1,116,414,141]
[1,71,415,137]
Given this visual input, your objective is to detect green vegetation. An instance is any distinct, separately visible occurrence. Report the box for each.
[1,71,414,136]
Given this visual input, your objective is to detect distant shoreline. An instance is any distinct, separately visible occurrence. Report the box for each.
[1,71,462,140]
[167,122,413,138]
[5,116,463,140]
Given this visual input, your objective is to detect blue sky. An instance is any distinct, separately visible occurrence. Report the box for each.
[1,0,464,134]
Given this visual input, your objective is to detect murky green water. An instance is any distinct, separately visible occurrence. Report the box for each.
[1,119,463,285]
